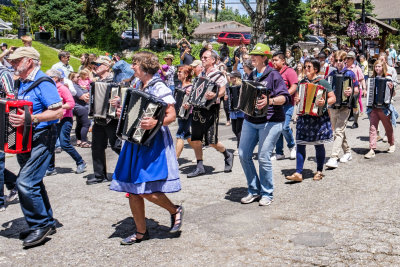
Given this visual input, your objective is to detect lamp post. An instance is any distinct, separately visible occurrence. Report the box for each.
[361,0,366,56]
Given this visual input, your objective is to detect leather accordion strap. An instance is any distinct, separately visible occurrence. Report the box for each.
[22,105,32,151]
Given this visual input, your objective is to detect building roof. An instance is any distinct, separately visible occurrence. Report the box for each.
[352,0,400,20]
[193,21,251,37]
[366,16,398,34]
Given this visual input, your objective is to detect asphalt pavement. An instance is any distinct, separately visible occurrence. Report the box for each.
[1,79,400,266]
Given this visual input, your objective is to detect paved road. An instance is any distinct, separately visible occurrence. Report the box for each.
[1,82,400,266]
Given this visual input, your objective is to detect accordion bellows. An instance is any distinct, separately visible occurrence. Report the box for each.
[89,82,127,119]
[237,80,269,117]
[0,99,33,154]
[116,89,167,146]
[297,83,326,116]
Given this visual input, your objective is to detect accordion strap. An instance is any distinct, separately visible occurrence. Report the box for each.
[17,77,56,97]
[22,105,32,151]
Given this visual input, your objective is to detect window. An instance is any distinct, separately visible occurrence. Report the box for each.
[218,33,226,38]
[226,33,241,39]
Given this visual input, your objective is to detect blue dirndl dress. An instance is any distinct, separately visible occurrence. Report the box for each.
[110,76,180,195]
[296,112,333,145]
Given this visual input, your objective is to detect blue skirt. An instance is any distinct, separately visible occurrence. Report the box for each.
[110,127,181,195]
[296,112,333,145]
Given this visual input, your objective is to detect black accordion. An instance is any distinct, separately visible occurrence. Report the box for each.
[237,80,270,117]
[0,99,33,154]
[327,74,353,108]
[89,82,122,119]
[173,86,190,119]
[188,73,221,109]
[366,77,392,108]
[116,89,167,146]
[227,85,240,112]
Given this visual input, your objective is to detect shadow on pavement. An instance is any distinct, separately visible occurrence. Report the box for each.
[356,136,369,142]
[109,217,181,240]
[0,218,63,239]
[179,165,216,176]
[224,187,248,203]
[54,167,74,174]
[82,173,113,181]
[352,147,371,155]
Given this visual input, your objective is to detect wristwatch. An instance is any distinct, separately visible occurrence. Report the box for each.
[32,115,39,124]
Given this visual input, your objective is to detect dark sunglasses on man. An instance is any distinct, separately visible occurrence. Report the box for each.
[91,62,101,67]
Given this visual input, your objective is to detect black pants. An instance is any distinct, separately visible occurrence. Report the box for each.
[73,106,91,142]
[91,120,121,179]
[223,99,230,121]
[231,118,244,148]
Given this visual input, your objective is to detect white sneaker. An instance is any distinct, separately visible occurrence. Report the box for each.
[364,149,375,159]
[233,149,239,156]
[271,154,285,160]
[388,145,396,153]
[383,136,388,143]
[289,147,296,159]
[325,158,338,168]
[339,153,352,163]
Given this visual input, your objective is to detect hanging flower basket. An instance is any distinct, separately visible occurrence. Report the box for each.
[347,21,380,39]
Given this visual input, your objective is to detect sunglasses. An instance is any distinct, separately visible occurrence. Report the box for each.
[305,65,313,69]
[91,62,101,67]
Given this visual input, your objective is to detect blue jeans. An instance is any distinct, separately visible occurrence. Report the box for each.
[0,152,17,206]
[296,144,325,173]
[16,125,57,229]
[49,117,84,169]
[239,120,283,199]
[275,104,295,155]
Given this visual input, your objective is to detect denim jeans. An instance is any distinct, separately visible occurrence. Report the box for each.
[16,125,57,229]
[48,117,84,169]
[0,152,17,206]
[275,104,295,155]
[239,120,283,199]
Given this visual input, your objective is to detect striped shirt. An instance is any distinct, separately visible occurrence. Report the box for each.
[0,65,14,97]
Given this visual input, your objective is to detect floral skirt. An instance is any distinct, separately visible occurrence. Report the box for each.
[296,113,333,145]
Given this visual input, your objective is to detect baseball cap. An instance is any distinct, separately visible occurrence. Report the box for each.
[8,47,40,61]
[56,68,66,79]
[249,43,272,58]
[228,70,242,78]
[346,51,356,59]
[0,43,7,47]
[163,54,174,60]
[94,55,113,66]
[190,60,202,67]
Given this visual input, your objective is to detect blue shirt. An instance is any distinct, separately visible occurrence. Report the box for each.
[17,70,62,129]
[329,67,359,87]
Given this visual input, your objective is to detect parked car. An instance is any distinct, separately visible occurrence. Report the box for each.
[217,32,251,46]
[121,29,139,40]
[292,35,337,52]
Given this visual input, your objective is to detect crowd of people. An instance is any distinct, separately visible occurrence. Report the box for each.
[0,35,399,248]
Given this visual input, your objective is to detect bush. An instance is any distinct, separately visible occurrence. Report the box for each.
[64,44,110,58]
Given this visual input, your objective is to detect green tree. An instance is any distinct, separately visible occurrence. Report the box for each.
[217,7,251,27]
[240,0,269,45]
[28,0,87,32]
[0,0,19,30]
[310,0,356,47]
[387,20,400,51]
[265,0,308,51]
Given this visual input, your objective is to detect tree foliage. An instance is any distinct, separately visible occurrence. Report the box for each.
[0,0,19,29]
[28,0,87,32]
[217,7,251,27]
[265,0,308,51]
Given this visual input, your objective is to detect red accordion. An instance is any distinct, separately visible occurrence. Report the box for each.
[0,99,33,154]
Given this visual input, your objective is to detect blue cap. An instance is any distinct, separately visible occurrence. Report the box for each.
[56,68,65,79]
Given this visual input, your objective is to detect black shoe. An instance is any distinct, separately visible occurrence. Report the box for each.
[86,177,106,185]
[170,205,184,233]
[352,123,358,129]
[348,116,354,122]
[19,225,56,240]
[22,226,56,247]
[224,152,234,173]
[120,230,150,245]
[187,167,205,178]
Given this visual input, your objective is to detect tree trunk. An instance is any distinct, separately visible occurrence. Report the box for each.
[240,0,268,45]
[136,1,154,48]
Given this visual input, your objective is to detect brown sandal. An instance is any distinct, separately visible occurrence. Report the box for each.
[313,171,324,181]
[80,142,92,148]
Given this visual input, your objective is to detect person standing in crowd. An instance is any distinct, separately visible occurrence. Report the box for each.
[300,49,309,65]
[160,54,176,93]
[239,44,290,206]
[51,51,73,78]
[296,62,305,82]
[0,63,18,212]
[360,55,369,88]
[175,65,195,159]
[190,60,203,77]
[7,47,63,247]
[219,42,231,71]
[364,60,397,159]
[388,44,397,68]
[180,46,194,65]
[233,52,249,77]
[318,52,334,79]
[45,69,86,176]
[345,51,365,129]
[21,35,33,47]
[77,69,92,90]
[110,51,183,245]
[69,72,91,148]
[187,50,234,177]
[242,59,254,80]
[78,53,90,72]
[285,49,296,68]
[286,58,336,182]
[378,52,398,89]
[226,70,244,156]
[325,51,359,169]
[271,51,298,161]
[87,55,121,185]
